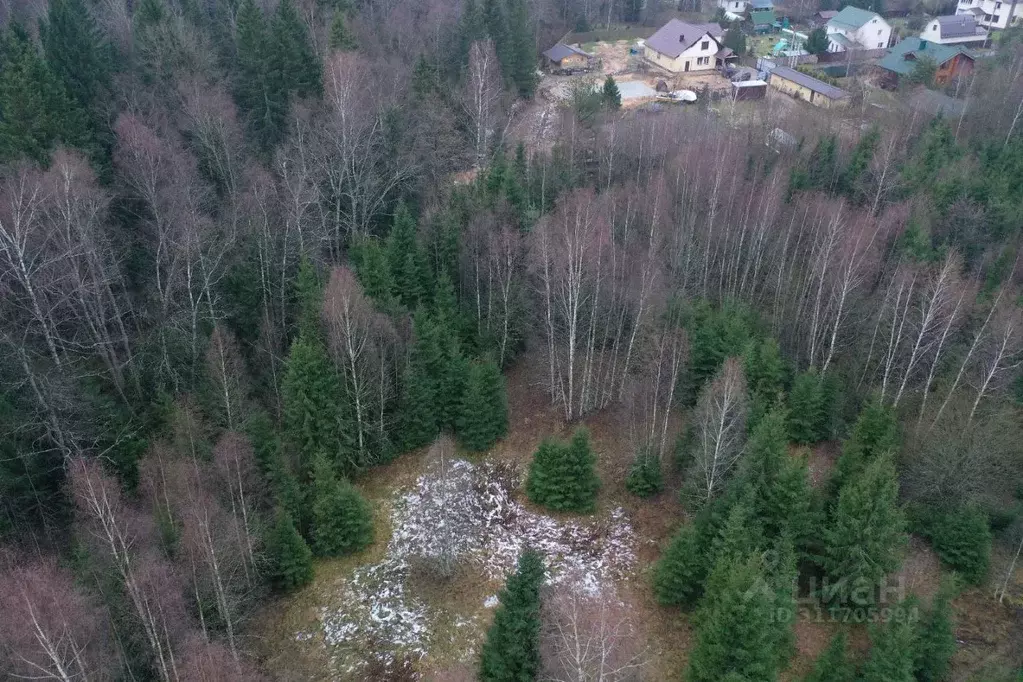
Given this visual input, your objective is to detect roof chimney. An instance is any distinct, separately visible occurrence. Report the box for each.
[680,33,685,42]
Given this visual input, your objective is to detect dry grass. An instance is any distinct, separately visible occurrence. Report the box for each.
[249,354,1023,680]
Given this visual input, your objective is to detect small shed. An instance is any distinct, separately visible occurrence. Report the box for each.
[732,79,768,100]
[750,9,777,32]
[542,43,591,72]
[768,66,850,108]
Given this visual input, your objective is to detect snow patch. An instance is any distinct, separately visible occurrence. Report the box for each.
[312,459,636,675]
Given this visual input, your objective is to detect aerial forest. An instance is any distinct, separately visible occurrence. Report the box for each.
[1,0,1023,678]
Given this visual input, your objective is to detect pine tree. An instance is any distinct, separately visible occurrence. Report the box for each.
[861,602,917,682]
[821,453,906,598]
[264,508,314,591]
[351,237,395,307]
[788,371,824,444]
[602,75,621,109]
[626,447,663,497]
[914,590,957,682]
[744,338,785,403]
[479,549,545,682]
[687,553,784,682]
[309,454,374,556]
[39,0,112,167]
[272,0,323,99]
[399,314,442,450]
[505,0,537,97]
[294,256,323,337]
[802,632,855,682]
[457,359,508,451]
[928,506,991,585]
[387,201,423,308]
[234,0,287,149]
[281,333,342,477]
[829,399,898,498]
[0,24,92,164]
[526,429,600,513]
[653,521,709,607]
[328,11,357,51]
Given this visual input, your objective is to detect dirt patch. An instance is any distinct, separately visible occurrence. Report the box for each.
[805,440,840,488]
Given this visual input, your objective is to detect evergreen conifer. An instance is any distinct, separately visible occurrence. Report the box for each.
[802,632,856,682]
[264,508,314,591]
[479,548,545,682]
[788,371,824,444]
[457,359,508,451]
[272,0,323,98]
[861,601,917,682]
[625,447,663,497]
[914,590,957,682]
[328,11,357,51]
[602,75,621,109]
[281,333,342,476]
[309,454,374,556]
[526,429,599,512]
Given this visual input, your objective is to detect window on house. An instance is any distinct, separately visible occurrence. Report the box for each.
[702,40,710,49]
[878,41,883,47]
[878,29,882,34]
[697,56,710,65]
[994,14,1001,21]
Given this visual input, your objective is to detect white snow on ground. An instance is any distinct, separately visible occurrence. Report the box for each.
[314,459,636,674]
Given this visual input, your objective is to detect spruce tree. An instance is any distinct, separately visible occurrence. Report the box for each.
[309,454,374,556]
[294,256,323,337]
[914,590,957,682]
[687,553,783,682]
[387,201,423,308]
[829,399,898,497]
[505,0,536,97]
[264,508,314,591]
[457,359,508,451]
[281,333,342,477]
[653,521,709,607]
[526,429,599,513]
[788,371,824,444]
[234,0,288,149]
[821,453,906,598]
[602,75,621,109]
[272,0,323,98]
[928,506,991,585]
[625,447,663,497]
[861,602,917,682]
[328,11,357,51]
[399,313,442,450]
[351,236,395,308]
[744,338,785,403]
[802,632,856,682]
[0,24,92,164]
[479,549,545,682]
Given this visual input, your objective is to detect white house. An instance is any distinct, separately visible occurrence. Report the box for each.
[956,0,1022,30]
[920,15,989,45]
[643,19,725,73]
[825,6,892,52]
[717,0,748,16]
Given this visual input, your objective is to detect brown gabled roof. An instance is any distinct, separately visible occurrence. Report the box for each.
[645,19,723,59]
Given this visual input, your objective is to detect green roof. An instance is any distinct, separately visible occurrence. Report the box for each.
[750,9,776,25]
[877,39,972,76]
[828,6,880,29]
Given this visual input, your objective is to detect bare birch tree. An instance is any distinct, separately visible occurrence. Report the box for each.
[462,39,503,170]
[689,357,748,504]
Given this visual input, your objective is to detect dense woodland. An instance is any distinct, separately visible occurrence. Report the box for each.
[1,0,1023,678]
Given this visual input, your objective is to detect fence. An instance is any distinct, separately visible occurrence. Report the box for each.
[560,27,657,44]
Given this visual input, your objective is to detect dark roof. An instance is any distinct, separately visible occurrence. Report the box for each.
[750,9,776,25]
[877,39,973,76]
[935,14,981,38]
[828,6,881,29]
[645,19,723,58]
[770,66,850,99]
[817,10,838,19]
[542,43,589,62]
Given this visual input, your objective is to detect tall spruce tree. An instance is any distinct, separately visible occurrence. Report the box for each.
[309,453,374,556]
[505,0,536,97]
[328,11,357,51]
[387,201,424,308]
[687,552,785,682]
[802,632,856,682]
[272,0,323,98]
[399,313,442,450]
[479,549,545,682]
[626,447,663,497]
[234,0,287,149]
[457,359,508,451]
[281,333,343,477]
[861,601,917,682]
[821,453,906,599]
[264,508,314,591]
[915,590,957,682]
[0,24,92,164]
[526,429,599,512]
[829,399,898,497]
[788,371,824,444]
